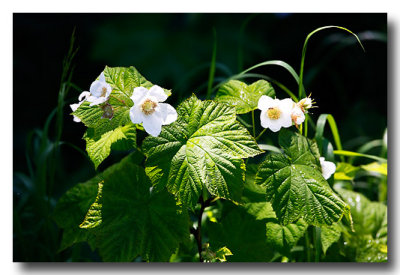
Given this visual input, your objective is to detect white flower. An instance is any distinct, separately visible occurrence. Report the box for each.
[298,96,313,113]
[129,85,177,137]
[319,157,336,180]
[70,91,91,123]
[86,72,112,106]
[258,96,294,132]
[291,104,305,126]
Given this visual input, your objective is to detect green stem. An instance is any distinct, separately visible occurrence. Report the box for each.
[298,25,365,99]
[251,110,256,137]
[314,226,321,262]
[206,28,217,99]
[305,228,312,262]
[191,196,212,262]
[304,114,309,137]
[255,128,267,141]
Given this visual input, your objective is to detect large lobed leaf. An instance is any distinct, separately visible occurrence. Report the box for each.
[215,79,275,114]
[72,66,171,169]
[255,129,349,226]
[54,152,189,262]
[53,175,102,251]
[143,95,262,208]
[97,160,189,262]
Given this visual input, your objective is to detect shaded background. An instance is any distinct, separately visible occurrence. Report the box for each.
[13,13,387,261]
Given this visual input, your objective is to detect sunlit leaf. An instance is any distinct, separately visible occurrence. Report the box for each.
[215,79,275,114]
[143,95,262,208]
[255,129,349,226]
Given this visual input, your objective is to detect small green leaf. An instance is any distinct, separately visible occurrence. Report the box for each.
[215,247,233,262]
[320,223,342,254]
[84,124,136,169]
[334,162,360,181]
[143,95,262,208]
[361,162,387,176]
[266,218,308,255]
[215,79,275,114]
[255,130,348,226]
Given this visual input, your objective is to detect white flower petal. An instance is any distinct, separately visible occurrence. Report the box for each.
[105,84,112,97]
[129,106,144,124]
[320,157,336,179]
[258,95,275,110]
[131,87,149,104]
[86,95,98,103]
[70,103,81,112]
[70,103,82,123]
[280,112,293,128]
[99,72,106,82]
[73,116,81,123]
[260,111,270,129]
[148,85,168,102]
[89,97,107,106]
[279,98,295,112]
[89,80,104,97]
[292,106,305,125]
[268,119,284,132]
[158,103,177,125]
[142,112,163,137]
[78,91,91,102]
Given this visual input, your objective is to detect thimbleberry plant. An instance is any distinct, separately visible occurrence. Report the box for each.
[54,26,387,262]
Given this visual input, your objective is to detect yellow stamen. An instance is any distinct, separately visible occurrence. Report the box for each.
[141,99,157,115]
[267,107,281,120]
[101,87,108,97]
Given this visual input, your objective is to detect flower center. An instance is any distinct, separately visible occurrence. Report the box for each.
[141,99,157,115]
[101,87,108,97]
[267,107,281,120]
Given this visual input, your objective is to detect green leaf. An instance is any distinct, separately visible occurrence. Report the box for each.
[361,162,387,176]
[334,162,360,181]
[97,160,189,262]
[53,151,144,252]
[336,188,387,238]
[255,130,349,226]
[320,223,342,254]
[335,188,387,262]
[84,123,136,169]
[103,66,171,100]
[143,95,262,208]
[266,218,308,255]
[53,175,101,251]
[206,205,274,262]
[72,66,171,168]
[215,79,275,114]
[215,247,233,262]
[242,163,268,203]
[79,181,103,229]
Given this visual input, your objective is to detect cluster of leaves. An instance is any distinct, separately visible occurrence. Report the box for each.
[54,66,387,262]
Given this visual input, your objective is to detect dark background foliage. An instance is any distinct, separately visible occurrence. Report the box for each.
[13,13,386,261]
